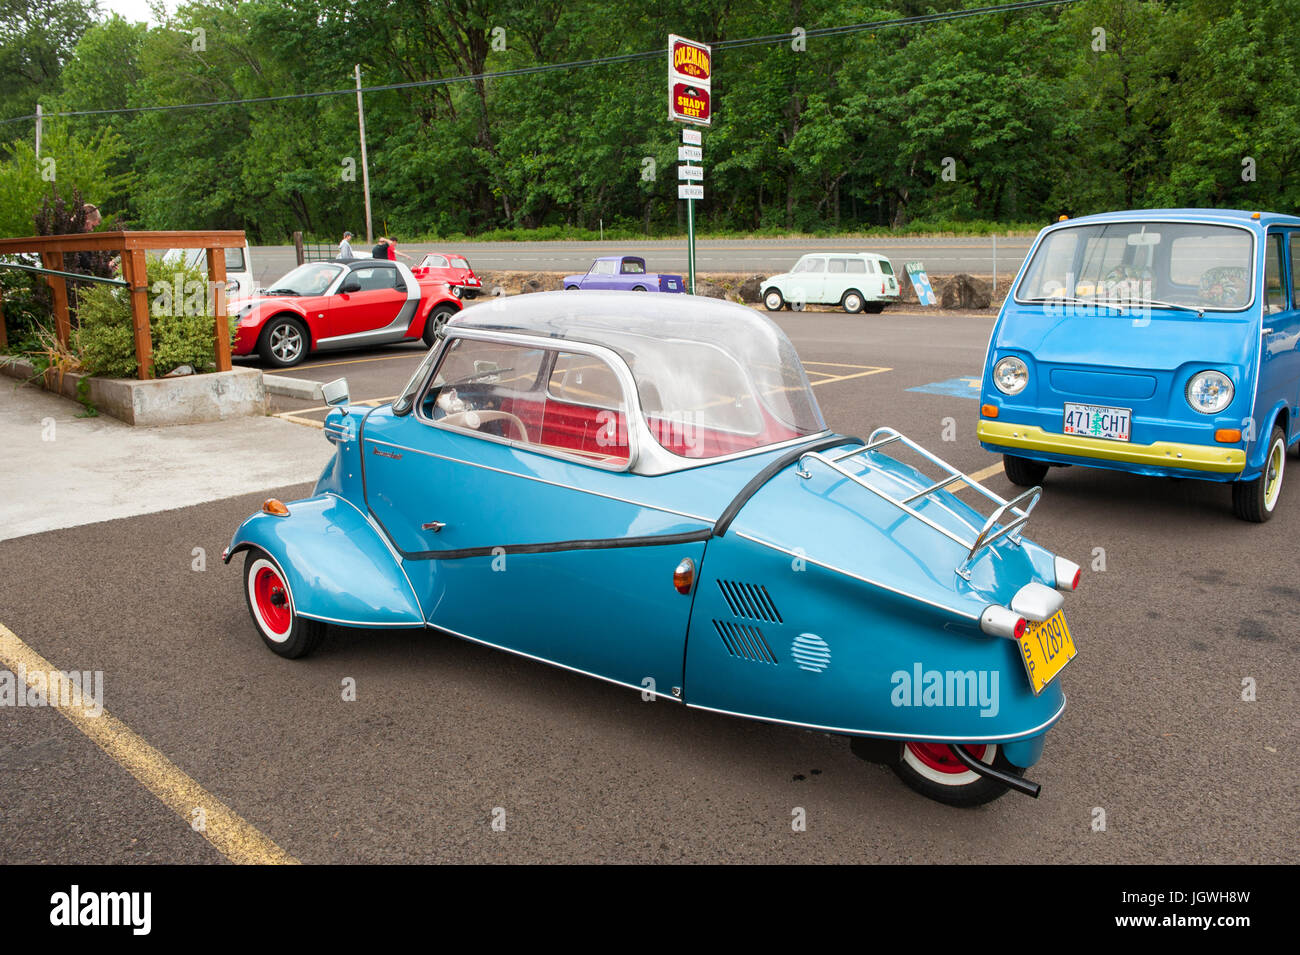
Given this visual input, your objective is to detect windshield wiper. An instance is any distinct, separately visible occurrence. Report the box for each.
[265,287,299,296]
[1129,298,1205,317]
[1023,295,1133,310]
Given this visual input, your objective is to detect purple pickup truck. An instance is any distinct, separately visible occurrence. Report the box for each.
[563,256,684,293]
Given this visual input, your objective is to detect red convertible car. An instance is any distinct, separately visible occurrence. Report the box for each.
[232,260,462,367]
[412,252,482,299]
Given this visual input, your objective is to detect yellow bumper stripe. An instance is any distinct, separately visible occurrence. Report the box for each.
[977,420,1246,474]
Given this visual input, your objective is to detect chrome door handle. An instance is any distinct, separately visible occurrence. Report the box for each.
[1262,327,1274,335]
[421,521,446,532]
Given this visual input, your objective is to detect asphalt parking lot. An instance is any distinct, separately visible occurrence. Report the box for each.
[2,307,1296,864]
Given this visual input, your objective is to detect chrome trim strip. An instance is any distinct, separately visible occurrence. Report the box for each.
[685,695,1067,743]
[364,436,716,524]
[297,611,425,629]
[423,622,684,702]
[732,529,981,620]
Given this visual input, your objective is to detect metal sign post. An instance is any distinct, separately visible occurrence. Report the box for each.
[669,35,711,296]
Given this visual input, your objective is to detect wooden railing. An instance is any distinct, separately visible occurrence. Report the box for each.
[0,230,246,380]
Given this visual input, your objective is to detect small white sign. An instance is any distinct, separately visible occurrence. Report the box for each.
[678,164,704,181]
[678,145,702,162]
[678,183,704,200]
[682,129,702,146]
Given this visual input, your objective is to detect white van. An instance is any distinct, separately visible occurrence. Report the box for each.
[762,252,899,313]
[160,244,255,302]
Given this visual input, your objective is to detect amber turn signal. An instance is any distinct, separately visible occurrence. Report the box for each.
[1214,429,1242,443]
[262,498,290,517]
[981,404,999,418]
[673,558,695,594]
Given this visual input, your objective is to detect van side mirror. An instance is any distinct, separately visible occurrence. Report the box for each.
[322,377,350,408]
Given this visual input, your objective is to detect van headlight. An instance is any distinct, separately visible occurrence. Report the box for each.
[993,356,1029,395]
[1185,371,1233,414]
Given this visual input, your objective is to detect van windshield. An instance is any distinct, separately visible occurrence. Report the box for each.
[1016,222,1255,312]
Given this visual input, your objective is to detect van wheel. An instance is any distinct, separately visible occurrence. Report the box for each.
[1232,425,1286,522]
[763,289,784,311]
[243,549,325,658]
[842,290,864,313]
[893,742,1022,807]
[1003,454,1049,487]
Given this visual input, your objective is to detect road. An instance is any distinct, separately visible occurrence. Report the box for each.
[250,236,1033,287]
[2,308,1294,864]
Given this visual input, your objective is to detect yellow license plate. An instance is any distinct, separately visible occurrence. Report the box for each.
[1018,611,1077,695]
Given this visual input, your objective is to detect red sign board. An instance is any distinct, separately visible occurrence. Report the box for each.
[672,83,710,123]
[668,35,712,126]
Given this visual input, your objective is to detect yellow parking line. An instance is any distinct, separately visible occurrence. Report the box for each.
[967,461,1006,483]
[302,354,421,369]
[809,366,892,386]
[0,624,297,865]
[274,414,325,430]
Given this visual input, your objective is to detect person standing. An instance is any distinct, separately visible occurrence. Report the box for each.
[338,231,356,261]
[384,237,413,262]
[371,237,390,258]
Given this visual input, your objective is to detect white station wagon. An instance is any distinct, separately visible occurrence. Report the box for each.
[762,252,900,313]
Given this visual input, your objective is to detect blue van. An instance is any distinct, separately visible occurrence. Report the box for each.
[978,209,1300,521]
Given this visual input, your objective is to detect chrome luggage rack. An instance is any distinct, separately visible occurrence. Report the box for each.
[795,427,1041,579]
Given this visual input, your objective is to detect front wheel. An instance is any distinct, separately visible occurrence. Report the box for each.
[1003,454,1049,487]
[243,549,325,658]
[422,304,459,346]
[1232,425,1286,522]
[259,315,309,368]
[892,742,1023,807]
[763,288,784,311]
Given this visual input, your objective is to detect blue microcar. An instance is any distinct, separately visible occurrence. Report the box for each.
[226,292,1082,806]
[979,208,1300,521]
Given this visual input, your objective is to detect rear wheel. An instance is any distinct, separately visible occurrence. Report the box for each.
[259,315,308,368]
[564,285,580,291]
[422,304,458,346]
[1232,425,1286,522]
[842,290,864,314]
[763,288,784,311]
[242,549,325,659]
[632,285,648,292]
[1003,454,1049,487]
[892,742,1023,807]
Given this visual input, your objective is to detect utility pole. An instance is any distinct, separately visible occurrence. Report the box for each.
[34,104,42,159]
[355,65,373,244]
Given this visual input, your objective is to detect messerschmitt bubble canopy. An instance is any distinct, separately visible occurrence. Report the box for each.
[398,291,829,472]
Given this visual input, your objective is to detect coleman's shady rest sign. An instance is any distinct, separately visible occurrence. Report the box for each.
[668,34,712,125]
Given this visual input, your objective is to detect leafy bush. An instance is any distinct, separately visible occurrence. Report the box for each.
[77,256,229,378]
[0,264,53,349]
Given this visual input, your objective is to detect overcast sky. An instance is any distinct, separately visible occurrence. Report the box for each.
[99,0,172,27]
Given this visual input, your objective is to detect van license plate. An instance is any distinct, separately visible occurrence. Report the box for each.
[1063,402,1131,441]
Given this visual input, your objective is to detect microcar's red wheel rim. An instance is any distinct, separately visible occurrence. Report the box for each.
[253,565,292,636]
[905,742,989,775]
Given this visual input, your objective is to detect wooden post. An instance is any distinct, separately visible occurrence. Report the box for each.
[40,252,71,348]
[207,247,232,372]
[0,285,7,351]
[293,231,305,266]
[124,250,153,379]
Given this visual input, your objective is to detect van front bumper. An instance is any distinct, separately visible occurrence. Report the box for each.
[977,420,1246,475]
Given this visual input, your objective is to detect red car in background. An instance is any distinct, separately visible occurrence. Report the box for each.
[232,259,462,368]
[412,252,483,299]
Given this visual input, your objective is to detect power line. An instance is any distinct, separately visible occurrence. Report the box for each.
[0,0,1081,127]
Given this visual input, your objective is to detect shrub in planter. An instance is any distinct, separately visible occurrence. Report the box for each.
[78,256,231,378]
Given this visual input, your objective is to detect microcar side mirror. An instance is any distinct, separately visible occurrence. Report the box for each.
[340,280,362,294]
[322,377,350,408]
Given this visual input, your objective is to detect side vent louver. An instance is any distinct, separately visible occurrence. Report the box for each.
[713,620,778,665]
[716,580,783,623]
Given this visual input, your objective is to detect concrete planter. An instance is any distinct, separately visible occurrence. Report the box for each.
[0,357,266,426]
